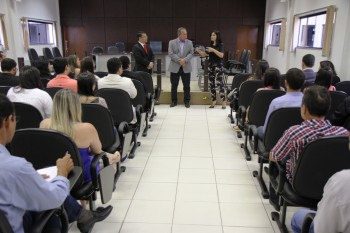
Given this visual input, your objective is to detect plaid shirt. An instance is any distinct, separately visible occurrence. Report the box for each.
[271,119,349,183]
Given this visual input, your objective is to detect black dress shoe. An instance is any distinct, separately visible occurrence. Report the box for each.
[170,102,177,107]
[185,102,190,108]
[77,205,113,233]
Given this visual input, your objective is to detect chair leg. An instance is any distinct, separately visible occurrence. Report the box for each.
[252,159,269,199]
[142,115,149,137]
[243,126,251,161]
[114,162,126,189]
[271,200,289,233]
[128,131,139,159]
[89,194,96,211]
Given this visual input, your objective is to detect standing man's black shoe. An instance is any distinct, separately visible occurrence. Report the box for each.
[185,102,190,108]
[170,102,177,107]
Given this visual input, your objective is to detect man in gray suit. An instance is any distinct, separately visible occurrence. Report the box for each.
[168,27,194,108]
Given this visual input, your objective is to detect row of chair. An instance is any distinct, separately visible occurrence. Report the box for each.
[92,42,126,55]
[28,47,63,65]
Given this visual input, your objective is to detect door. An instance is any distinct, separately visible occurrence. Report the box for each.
[236,26,259,60]
[62,26,86,58]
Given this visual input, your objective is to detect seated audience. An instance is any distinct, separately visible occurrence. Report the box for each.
[67,55,81,78]
[291,167,350,233]
[257,67,283,91]
[248,59,269,80]
[7,66,52,118]
[314,68,336,91]
[80,56,100,80]
[269,85,348,208]
[40,89,120,183]
[47,58,77,92]
[0,58,20,87]
[98,57,137,99]
[0,95,111,233]
[302,54,316,85]
[119,55,153,94]
[33,60,54,80]
[77,71,108,108]
[257,68,305,139]
[0,51,5,72]
[320,60,340,85]
[331,96,350,129]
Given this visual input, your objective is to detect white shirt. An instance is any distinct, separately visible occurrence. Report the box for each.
[314,169,350,233]
[7,87,53,118]
[98,74,137,99]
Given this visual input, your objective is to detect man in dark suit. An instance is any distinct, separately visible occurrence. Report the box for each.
[119,55,154,94]
[132,31,154,74]
[0,58,20,87]
[302,54,316,85]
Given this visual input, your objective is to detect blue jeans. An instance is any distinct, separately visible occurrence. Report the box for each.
[291,209,316,233]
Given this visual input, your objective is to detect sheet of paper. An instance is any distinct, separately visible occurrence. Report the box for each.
[37,166,57,182]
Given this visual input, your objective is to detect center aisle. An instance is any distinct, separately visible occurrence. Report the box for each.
[71,105,285,233]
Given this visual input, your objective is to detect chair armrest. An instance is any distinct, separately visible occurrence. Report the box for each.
[249,125,259,152]
[135,104,142,123]
[118,121,130,134]
[275,161,287,194]
[301,212,316,233]
[90,152,109,189]
[30,207,68,233]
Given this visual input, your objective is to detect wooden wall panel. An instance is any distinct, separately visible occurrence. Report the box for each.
[196,0,219,18]
[195,19,219,46]
[172,18,195,39]
[82,0,104,18]
[104,0,127,17]
[126,0,150,18]
[150,0,172,18]
[127,18,150,50]
[105,18,128,45]
[219,0,243,18]
[83,17,105,44]
[172,0,196,18]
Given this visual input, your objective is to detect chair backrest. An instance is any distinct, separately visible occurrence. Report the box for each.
[0,209,14,233]
[96,88,134,125]
[10,128,82,170]
[0,86,11,95]
[248,90,285,126]
[344,116,350,130]
[293,136,350,200]
[52,47,63,58]
[40,78,50,88]
[239,49,247,63]
[14,102,43,130]
[44,87,63,99]
[231,73,251,90]
[131,79,146,108]
[238,80,264,108]
[335,81,350,96]
[81,103,117,151]
[107,46,120,54]
[327,91,348,120]
[115,42,125,53]
[42,47,54,61]
[28,48,40,64]
[134,71,154,94]
[92,46,104,55]
[95,71,108,78]
[264,107,303,151]
[280,74,286,89]
[242,50,251,67]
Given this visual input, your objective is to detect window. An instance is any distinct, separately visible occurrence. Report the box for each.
[0,15,7,50]
[28,20,56,45]
[268,22,282,46]
[297,12,326,48]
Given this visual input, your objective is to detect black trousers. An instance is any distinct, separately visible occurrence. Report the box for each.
[208,63,225,102]
[170,67,191,103]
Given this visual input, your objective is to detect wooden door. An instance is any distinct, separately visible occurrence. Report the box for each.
[236,26,259,60]
[62,26,87,58]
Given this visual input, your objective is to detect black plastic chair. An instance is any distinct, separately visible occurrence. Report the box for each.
[225,49,251,75]
[107,46,120,54]
[0,209,14,233]
[81,103,126,182]
[28,48,40,65]
[52,47,63,58]
[42,48,54,62]
[10,128,109,210]
[327,91,348,120]
[92,46,104,55]
[96,88,141,159]
[280,74,286,89]
[0,86,11,95]
[131,79,150,136]
[242,89,285,160]
[40,78,50,88]
[115,42,126,53]
[94,72,108,78]
[44,87,63,99]
[14,102,43,130]
[271,136,350,233]
[301,212,316,233]
[253,107,303,199]
[335,81,350,96]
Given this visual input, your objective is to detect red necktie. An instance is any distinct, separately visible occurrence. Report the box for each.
[143,44,148,53]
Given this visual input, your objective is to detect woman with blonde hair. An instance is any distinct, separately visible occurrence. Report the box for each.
[40,88,120,183]
[67,54,81,78]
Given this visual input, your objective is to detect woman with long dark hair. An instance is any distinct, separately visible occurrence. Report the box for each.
[196,30,226,108]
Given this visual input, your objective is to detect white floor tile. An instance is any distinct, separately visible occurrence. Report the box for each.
[180,157,214,169]
[172,224,223,233]
[120,223,171,233]
[134,182,177,201]
[141,168,179,183]
[125,200,174,224]
[95,199,131,223]
[146,157,180,169]
[113,182,138,200]
[217,184,262,203]
[69,222,122,233]
[123,156,148,168]
[178,169,216,184]
[176,183,218,202]
[118,168,144,182]
[215,170,255,185]
[213,158,249,170]
[223,226,275,233]
[173,202,221,225]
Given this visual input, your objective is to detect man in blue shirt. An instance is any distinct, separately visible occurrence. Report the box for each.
[0,95,111,233]
[257,68,305,139]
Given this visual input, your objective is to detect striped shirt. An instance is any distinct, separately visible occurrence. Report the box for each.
[271,119,349,183]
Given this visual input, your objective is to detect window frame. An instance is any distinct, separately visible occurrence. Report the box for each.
[27,19,57,46]
[0,14,7,51]
[268,21,282,47]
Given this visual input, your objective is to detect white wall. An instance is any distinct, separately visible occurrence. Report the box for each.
[263,0,350,80]
[0,0,62,64]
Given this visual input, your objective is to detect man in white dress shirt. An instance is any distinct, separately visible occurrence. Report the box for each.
[98,57,137,99]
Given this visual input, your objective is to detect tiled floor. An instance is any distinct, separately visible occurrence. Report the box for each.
[70,104,301,233]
